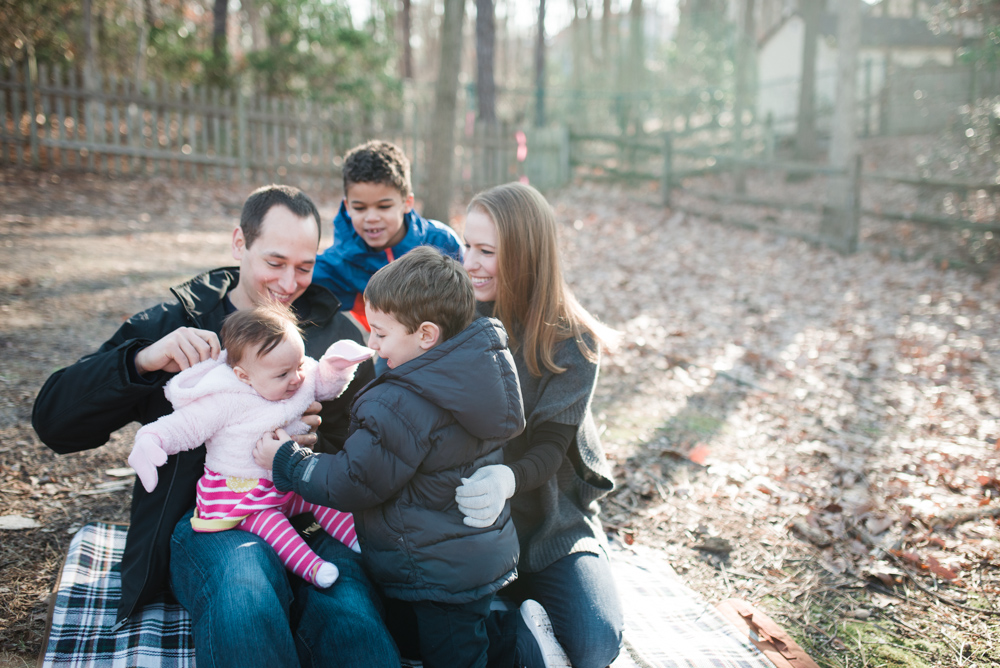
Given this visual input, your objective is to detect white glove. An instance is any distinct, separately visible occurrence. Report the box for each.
[455,465,515,528]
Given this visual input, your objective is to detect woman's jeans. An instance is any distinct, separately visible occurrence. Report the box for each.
[169,508,400,668]
[504,550,624,668]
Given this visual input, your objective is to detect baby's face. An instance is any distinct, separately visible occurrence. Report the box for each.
[241,333,307,401]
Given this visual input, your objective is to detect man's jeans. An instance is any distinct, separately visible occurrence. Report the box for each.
[170,508,400,668]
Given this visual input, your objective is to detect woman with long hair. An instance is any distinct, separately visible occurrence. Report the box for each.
[457,182,623,668]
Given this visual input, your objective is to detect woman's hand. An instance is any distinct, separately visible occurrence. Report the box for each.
[253,428,292,470]
[455,465,516,528]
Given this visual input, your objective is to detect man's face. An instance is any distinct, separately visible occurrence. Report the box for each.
[235,330,307,401]
[230,205,319,310]
[344,182,414,252]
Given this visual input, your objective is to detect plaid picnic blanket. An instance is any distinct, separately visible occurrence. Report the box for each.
[40,522,193,668]
[41,523,774,668]
[608,544,773,668]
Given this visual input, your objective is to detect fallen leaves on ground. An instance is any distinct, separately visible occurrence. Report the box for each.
[1,155,998,667]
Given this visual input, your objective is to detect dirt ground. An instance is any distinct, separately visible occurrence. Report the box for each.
[1,153,999,668]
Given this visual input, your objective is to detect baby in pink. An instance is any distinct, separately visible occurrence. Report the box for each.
[128,302,373,588]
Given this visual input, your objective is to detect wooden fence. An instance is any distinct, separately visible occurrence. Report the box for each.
[0,58,526,198]
[527,122,999,257]
[4,56,996,259]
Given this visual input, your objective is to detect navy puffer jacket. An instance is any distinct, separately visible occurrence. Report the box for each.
[273,317,524,603]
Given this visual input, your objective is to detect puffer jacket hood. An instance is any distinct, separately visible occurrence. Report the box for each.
[380,317,523,442]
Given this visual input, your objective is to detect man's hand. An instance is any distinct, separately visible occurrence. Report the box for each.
[292,402,322,447]
[253,428,292,470]
[135,327,221,375]
[455,465,516,528]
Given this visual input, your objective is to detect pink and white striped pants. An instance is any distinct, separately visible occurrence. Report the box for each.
[194,469,358,585]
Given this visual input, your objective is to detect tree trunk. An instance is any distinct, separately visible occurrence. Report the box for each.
[209,0,228,88]
[534,0,546,127]
[794,0,820,161]
[423,0,467,224]
[627,0,644,131]
[134,0,151,87]
[401,0,414,79]
[244,0,266,52]
[820,0,861,253]
[571,0,582,90]
[602,0,611,64]
[83,0,97,91]
[732,0,755,194]
[476,0,496,123]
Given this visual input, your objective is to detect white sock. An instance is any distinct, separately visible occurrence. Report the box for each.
[314,562,339,588]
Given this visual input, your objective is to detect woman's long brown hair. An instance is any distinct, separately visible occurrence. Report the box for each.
[468,182,608,377]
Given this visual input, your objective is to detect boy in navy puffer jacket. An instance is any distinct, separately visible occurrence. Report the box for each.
[255,247,536,668]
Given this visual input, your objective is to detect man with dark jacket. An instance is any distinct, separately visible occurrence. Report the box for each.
[32,185,399,668]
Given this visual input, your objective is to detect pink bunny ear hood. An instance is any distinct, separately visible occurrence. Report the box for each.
[163,350,255,408]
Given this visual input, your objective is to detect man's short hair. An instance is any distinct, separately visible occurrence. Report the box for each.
[365,246,474,342]
[240,185,321,248]
[343,140,412,199]
[221,302,303,368]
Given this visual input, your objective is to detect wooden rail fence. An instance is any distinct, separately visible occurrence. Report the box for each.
[523,123,999,255]
[0,58,530,199]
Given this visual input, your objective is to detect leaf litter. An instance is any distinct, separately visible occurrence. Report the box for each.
[1,163,998,667]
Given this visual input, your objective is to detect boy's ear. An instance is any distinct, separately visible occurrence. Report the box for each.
[417,321,441,350]
[232,365,254,386]
[403,193,414,214]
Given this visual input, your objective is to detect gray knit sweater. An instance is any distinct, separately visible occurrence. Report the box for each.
[478,304,614,572]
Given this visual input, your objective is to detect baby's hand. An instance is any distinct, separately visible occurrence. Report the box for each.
[129,436,168,493]
[253,428,292,470]
[322,340,374,370]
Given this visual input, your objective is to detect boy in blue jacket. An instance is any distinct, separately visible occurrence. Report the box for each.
[254,247,570,668]
[312,140,463,331]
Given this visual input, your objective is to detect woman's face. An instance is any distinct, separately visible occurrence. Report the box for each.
[463,209,499,302]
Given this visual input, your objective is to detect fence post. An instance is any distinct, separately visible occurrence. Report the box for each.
[660,131,673,207]
[764,112,775,160]
[849,152,862,252]
[237,85,248,184]
[25,52,39,168]
[863,59,872,137]
[558,124,570,187]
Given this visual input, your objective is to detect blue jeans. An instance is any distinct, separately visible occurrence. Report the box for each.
[169,509,400,668]
[503,551,623,668]
[408,595,494,668]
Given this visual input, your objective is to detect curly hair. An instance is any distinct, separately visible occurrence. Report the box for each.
[342,140,412,198]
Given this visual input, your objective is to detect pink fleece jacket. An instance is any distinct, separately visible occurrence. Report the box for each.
[130,340,371,490]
